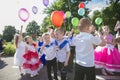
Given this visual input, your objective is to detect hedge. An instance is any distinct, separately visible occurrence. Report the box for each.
[3,42,15,56]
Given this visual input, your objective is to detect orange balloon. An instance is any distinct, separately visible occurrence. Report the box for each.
[51,11,64,28]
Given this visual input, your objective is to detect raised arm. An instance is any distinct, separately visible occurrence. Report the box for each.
[19,25,23,41]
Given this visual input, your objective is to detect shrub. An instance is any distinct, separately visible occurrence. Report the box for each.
[3,42,15,56]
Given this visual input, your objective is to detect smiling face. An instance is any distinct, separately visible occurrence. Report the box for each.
[54,29,64,41]
[43,33,50,44]
[102,26,109,34]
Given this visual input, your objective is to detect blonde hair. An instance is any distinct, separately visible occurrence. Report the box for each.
[42,32,50,38]
[24,36,30,44]
[54,28,64,34]
[14,34,19,48]
[78,18,92,31]
[102,25,109,30]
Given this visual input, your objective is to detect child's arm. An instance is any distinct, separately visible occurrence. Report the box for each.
[95,31,106,46]
[19,25,23,41]
[64,51,70,67]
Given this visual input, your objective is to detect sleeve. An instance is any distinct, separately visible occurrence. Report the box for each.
[65,43,70,53]
[72,36,77,46]
[90,35,102,45]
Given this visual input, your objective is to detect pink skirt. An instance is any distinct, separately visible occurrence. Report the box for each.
[94,44,120,72]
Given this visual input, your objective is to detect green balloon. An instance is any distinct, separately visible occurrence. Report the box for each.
[71,17,79,27]
[95,17,103,25]
[65,11,71,18]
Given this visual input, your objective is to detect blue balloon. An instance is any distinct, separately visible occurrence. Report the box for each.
[78,8,85,16]
[32,6,38,14]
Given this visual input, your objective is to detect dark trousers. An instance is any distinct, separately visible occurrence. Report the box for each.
[74,63,95,80]
[58,62,67,80]
[46,58,58,80]
[68,46,75,70]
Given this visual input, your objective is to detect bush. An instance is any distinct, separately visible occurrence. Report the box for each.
[3,42,15,56]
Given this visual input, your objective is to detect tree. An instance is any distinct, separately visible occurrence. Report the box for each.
[3,25,16,42]
[26,20,41,40]
[41,0,90,31]
[0,34,2,38]
[91,2,120,34]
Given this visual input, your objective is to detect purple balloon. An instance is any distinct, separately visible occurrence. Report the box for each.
[18,8,29,22]
[32,6,38,14]
[43,0,49,7]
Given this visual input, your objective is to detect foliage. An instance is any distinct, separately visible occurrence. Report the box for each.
[91,2,120,35]
[0,34,2,38]
[3,42,15,56]
[3,25,16,42]
[26,20,41,40]
[41,0,90,31]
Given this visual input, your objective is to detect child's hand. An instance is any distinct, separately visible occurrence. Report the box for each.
[64,61,68,67]
[21,25,23,29]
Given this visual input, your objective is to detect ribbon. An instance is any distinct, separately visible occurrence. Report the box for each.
[45,42,53,48]
[38,41,43,47]
[68,35,73,43]
[40,54,46,65]
[106,44,114,55]
[55,39,68,50]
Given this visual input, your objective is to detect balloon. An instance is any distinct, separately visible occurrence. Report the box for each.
[95,17,103,25]
[61,11,66,19]
[78,8,85,16]
[51,11,64,28]
[71,17,79,27]
[43,0,49,7]
[32,6,38,14]
[18,8,29,22]
[78,2,85,8]
[65,11,71,18]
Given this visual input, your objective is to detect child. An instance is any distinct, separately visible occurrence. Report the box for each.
[74,18,103,80]
[40,33,58,80]
[37,36,43,54]
[95,25,120,75]
[14,26,26,76]
[22,36,42,77]
[54,28,70,80]
[0,38,4,61]
[65,29,75,72]
[114,20,120,51]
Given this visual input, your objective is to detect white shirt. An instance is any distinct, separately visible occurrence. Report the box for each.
[74,32,102,67]
[56,38,70,62]
[42,43,57,60]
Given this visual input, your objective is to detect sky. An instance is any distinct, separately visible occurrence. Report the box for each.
[0,0,107,34]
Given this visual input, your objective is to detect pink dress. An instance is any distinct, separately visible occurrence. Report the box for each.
[94,34,120,72]
[22,43,42,76]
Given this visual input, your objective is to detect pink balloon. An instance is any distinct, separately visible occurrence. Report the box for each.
[18,8,29,22]
[61,11,66,19]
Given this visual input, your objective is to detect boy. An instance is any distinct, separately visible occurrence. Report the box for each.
[54,28,70,80]
[40,33,58,80]
[74,18,103,80]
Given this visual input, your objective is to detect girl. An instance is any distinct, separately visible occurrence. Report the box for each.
[14,26,26,76]
[22,36,42,77]
[95,26,120,75]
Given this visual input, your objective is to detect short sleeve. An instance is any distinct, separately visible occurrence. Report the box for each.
[65,43,70,53]
[90,35,102,45]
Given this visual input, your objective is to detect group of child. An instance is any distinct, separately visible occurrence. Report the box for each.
[13,18,120,80]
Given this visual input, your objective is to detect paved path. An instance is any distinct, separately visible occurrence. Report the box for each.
[0,57,120,80]
[0,57,74,80]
